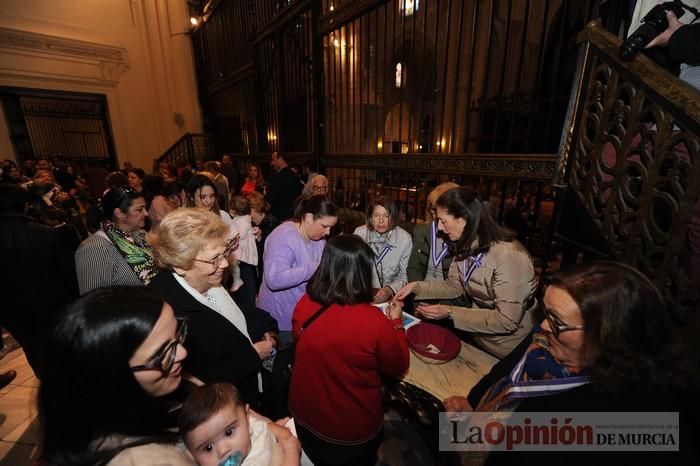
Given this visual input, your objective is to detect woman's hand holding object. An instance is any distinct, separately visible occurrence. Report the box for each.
[373,286,394,304]
[386,300,403,321]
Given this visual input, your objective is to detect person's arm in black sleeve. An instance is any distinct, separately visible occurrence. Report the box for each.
[668,23,700,65]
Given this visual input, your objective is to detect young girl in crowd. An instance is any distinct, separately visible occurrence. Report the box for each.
[229,195,259,310]
[187,174,241,297]
[179,383,300,466]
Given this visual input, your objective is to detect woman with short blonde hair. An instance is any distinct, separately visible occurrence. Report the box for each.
[148,208,229,271]
[148,208,280,412]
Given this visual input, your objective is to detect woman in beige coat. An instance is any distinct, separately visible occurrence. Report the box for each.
[394,187,537,358]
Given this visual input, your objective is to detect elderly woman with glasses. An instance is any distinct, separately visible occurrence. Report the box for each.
[441,262,699,465]
[395,187,536,358]
[353,195,413,304]
[147,208,279,412]
[75,185,157,295]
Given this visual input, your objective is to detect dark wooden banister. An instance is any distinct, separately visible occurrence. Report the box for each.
[153,133,215,173]
[548,20,700,318]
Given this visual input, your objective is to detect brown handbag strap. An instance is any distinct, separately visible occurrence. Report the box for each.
[295,303,332,339]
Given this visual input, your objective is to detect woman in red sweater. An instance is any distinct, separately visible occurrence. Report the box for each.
[289,234,409,466]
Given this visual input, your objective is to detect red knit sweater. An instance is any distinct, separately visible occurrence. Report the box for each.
[288,294,410,443]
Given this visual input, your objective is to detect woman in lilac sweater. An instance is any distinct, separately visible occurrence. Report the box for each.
[257,195,337,346]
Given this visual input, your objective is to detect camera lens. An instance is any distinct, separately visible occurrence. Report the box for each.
[619,23,662,60]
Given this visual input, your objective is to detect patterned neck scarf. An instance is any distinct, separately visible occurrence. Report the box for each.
[476,325,590,413]
[102,220,159,284]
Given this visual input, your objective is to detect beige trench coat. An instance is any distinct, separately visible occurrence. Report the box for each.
[412,240,537,358]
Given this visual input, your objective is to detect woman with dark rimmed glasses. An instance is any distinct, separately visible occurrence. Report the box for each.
[75,185,156,295]
[39,286,195,465]
[441,262,699,465]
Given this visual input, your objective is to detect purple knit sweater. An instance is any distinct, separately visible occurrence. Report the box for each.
[256,221,326,330]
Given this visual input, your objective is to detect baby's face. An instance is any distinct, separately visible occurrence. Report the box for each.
[186,404,251,466]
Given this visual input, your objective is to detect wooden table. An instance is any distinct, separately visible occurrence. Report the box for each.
[383,340,498,429]
[402,341,498,402]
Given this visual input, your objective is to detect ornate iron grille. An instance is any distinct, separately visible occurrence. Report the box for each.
[551,22,700,317]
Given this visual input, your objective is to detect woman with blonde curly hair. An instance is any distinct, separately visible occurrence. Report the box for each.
[147,208,279,413]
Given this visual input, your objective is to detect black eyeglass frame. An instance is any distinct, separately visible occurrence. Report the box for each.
[130,316,188,375]
[192,238,238,267]
[542,308,584,337]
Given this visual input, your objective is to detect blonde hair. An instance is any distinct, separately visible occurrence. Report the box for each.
[245,191,269,213]
[147,208,229,270]
[426,182,460,220]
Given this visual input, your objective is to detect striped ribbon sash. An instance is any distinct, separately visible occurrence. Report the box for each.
[503,350,589,401]
[374,242,395,264]
[430,222,450,268]
[461,252,485,287]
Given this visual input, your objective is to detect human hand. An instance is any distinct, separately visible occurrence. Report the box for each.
[646,10,684,48]
[267,421,302,459]
[373,286,394,304]
[393,282,418,301]
[253,340,274,359]
[443,396,473,419]
[252,226,262,240]
[55,191,70,202]
[415,303,450,320]
[386,300,403,321]
[229,233,240,252]
[263,331,278,348]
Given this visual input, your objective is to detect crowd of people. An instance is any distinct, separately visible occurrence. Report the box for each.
[1,150,699,465]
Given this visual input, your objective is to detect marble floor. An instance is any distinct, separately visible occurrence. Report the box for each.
[0,346,40,466]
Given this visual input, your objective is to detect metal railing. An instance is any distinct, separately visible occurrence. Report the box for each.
[239,151,557,259]
[192,0,607,160]
[155,133,215,172]
[548,21,700,318]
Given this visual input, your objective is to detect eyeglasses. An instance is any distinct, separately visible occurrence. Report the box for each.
[131,317,188,375]
[312,185,328,193]
[192,238,238,267]
[542,308,584,338]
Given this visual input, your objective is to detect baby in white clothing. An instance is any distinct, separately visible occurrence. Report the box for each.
[179,383,300,466]
[229,196,259,294]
